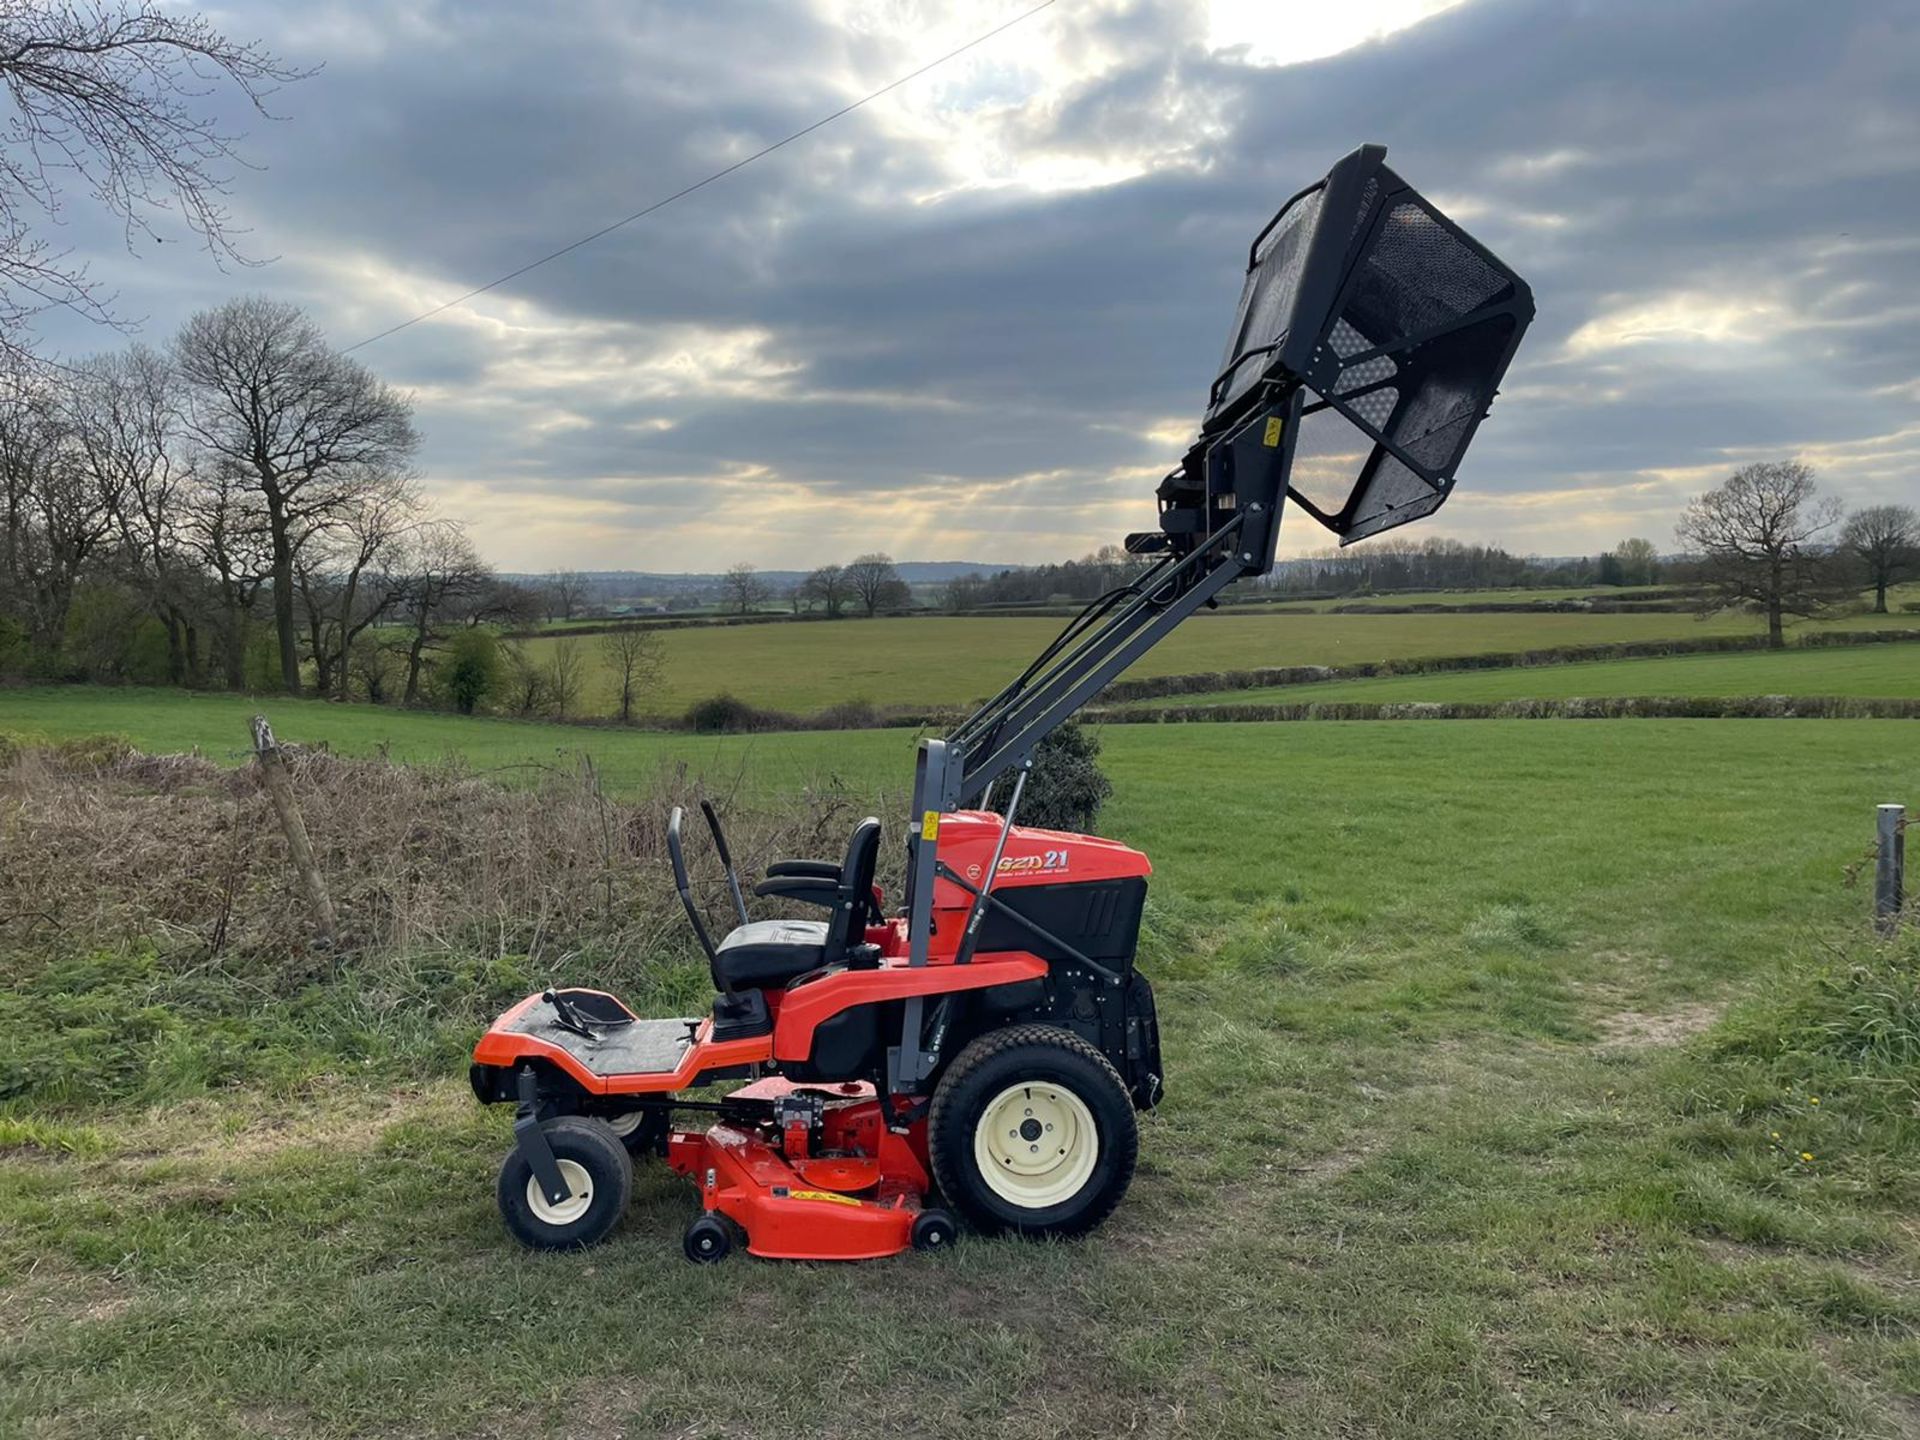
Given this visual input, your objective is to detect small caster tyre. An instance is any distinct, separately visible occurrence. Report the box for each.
[683,1213,736,1264]
[910,1208,957,1253]
[497,1116,633,1252]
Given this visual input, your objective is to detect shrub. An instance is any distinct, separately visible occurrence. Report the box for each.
[810,699,881,731]
[443,628,502,715]
[684,693,800,733]
[0,613,26,676]
[1005,720,1112,833]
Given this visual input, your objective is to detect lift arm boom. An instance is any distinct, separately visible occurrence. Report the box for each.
[889,143,1535,1088]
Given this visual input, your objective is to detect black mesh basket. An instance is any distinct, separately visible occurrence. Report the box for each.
[1209,144,1533,543]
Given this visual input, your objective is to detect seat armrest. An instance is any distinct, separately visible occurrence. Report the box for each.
[765,859,841,880]
[753,876,839,908]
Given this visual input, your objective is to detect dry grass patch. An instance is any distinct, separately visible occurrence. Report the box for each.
[1595,1002,1726,1049]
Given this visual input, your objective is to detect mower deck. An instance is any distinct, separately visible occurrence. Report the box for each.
[665,1078,939,1261]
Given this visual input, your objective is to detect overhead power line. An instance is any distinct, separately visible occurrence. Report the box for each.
[343,0,1061,353]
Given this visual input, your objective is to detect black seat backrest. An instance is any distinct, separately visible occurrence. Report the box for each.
[823,817,882,962]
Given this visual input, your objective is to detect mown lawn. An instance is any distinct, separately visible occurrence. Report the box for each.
[1119,639,1920,708]
[504,607,1920,717]
[3,719,1918,1438]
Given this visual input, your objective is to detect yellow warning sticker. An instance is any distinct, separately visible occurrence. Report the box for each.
[1263,416,1285,448]
[921,810,940,840]
[789,1189,862,1206]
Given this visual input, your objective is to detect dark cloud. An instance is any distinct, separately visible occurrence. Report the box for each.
[34,0,1920,566]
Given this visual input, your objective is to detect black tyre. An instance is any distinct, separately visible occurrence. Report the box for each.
[927,1025,1138,1238]
[910,1208,957,1253]
[601,1106,669,1158]
[496,1116,633,1251]
[682,1213,735,1264]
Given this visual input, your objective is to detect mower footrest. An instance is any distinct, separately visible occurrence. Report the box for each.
[506,1005,697,1076]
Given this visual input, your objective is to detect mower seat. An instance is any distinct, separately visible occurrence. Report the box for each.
[706,817,881,997]
[712,919,829,990]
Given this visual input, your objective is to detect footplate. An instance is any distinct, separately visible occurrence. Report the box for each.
[506,995,696,1076]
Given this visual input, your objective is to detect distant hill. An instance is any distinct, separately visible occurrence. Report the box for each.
[502,561,1022,590]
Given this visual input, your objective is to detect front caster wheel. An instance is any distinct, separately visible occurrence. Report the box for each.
[496,1116,633,1251]
[683,1213,738,1264]
[928,1024,1138,1239]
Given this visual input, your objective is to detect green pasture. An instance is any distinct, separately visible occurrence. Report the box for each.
[507,606,1920,717]
[0,685,910,796]
[1266,582,1676,609]
[1123,639,1920,708]
[3,707,1919,1436]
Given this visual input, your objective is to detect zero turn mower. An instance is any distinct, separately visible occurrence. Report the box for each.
[469,143,1534,1260]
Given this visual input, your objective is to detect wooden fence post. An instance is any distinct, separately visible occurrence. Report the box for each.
[252,714,336,944]
[1876,803,1906,938]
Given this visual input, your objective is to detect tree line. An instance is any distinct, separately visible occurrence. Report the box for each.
[0,297,555,702]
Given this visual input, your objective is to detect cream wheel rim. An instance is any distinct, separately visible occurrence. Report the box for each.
[974,1081,1099,1208]
[526,1159,593,1225]
[604,1111,644,1139]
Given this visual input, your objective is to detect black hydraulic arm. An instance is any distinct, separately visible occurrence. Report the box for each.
[941,383,1300,810]
[888,142,1535,1094]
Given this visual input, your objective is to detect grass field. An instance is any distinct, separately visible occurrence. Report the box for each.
[1265,583,1679,610]
[506,607,1920,717]
[4,704,1919,1438]
[1119,640,1920,708]
[0,685,911,795]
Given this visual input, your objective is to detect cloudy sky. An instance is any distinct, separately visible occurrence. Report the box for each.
[35,0,1920,570]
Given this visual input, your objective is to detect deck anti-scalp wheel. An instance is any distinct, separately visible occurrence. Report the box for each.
[928,1025,1138,1238]
[495,1116,633,1251]
[682,1213,737,1264]
[910,1208,957,1253]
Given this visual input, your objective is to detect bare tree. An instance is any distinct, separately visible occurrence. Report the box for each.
[845,553,905,617]
[395,524,490,704]
[67,346,202,680]
[546,568,590,622]
[0,365,125,658]
[294,471,421,698]
[802,563,847,618]
[499,639,547,717]
[544,637,586,718]
[1610,537,1660,587]
[180,459,269,688]
[0,3,308,360]
[174,297,419,694]
[0,365,66,644]
[1677,461,1843,647]
[939,572,985,613]
[466,576,545,630]
[722,561,767,615]
[1840,504,1918,615]
[599,624,664,723]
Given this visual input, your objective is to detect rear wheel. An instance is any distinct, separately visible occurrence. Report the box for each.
[928,1025,1137,1238]
[602,1106,668,1157]
[496,1116,633,1251]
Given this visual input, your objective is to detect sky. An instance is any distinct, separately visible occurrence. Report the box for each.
[31,0,1920,571]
